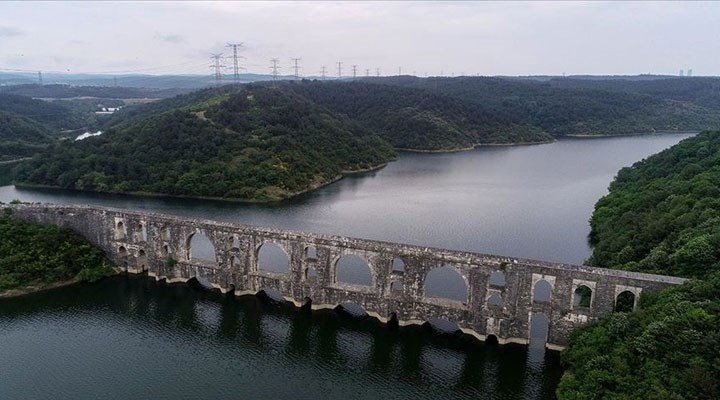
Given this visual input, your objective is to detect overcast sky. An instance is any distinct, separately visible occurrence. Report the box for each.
[1,1,719,77]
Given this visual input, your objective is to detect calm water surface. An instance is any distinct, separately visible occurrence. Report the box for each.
[0,134,692,399]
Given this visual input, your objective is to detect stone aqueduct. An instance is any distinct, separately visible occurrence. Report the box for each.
[10,204,686,349]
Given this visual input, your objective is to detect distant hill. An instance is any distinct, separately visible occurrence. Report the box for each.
[0,93,95,160]
[366,76,720,136]
[0,84,190,100]
[15,85,396,201]
[281,80,550,150]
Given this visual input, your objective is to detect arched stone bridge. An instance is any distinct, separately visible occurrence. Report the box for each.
[9,203,686,350]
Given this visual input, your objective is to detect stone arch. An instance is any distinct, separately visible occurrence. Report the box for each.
[335,254,373,286]
[118,246,127,257]
[392,257,405,272]
[533,279,552,303]
[390,280,404,292]
[615,290,636,312]
[305,246,317,260]
[487,293,503,308]
[162,244,170,255]
[188,231,216,263]
[229,235,241,250]
[229,255,238,269]
[114,220,125,240]
[573,285,593,308]
[137,249,148,271]
[529,312,550,347]
[489,270,506,287]
[257,242,290,274]
[136,222,147,242]
[305,266,317,280]
[424,266,469,303]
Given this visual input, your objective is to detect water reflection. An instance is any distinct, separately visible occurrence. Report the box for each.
[0,276,562,400]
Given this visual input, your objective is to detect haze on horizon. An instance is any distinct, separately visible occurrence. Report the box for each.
[0,1,719,78]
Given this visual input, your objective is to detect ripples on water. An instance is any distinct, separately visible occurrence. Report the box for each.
[0,276,562,400]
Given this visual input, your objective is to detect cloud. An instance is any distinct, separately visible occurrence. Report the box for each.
[0,26,23,37]
[154,32,185,44]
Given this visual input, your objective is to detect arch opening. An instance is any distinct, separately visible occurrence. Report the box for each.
[189,232,216,263]
[615,291,636,313]
[161,227,171,241]
[485,334,499,345]
[136,223,148,242]
[258,242,290,274]
[230,236,241,250]
[529,312,550,347]
[305,267,317,281]
[305,246,317,260]
[162,244,170,255]
[114,221,125,239]
[424,266,468,303]
[137,249,148,271]
[390,280,404,293]
[573,285,593,308]
[335,254,373,286]
[489,270,506,287]
[118,246,127,256]
[487,293,503,308]
[533,279,552,303]
[392,257,405,272]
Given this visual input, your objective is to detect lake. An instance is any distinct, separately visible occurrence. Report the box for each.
[0,133,693,399]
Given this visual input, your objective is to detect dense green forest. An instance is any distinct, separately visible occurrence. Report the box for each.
[371,76,720,136]
[0,208,114,292]
[0,93,90,160]
[281,81,551,150]
[548,77,720,110]
[558,272,719,399]
[16,86,396,201]
[558,131,720,399]
[587,131,720,278]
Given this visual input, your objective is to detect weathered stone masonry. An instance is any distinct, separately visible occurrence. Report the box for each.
[9,203,686,349]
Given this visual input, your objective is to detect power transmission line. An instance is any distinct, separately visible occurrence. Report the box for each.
[352,64,357,79]
[291,57,301,79]
[270,58,280,84]
[365,68,370,77]
[210,53,225,85]
[320,66,327,80]
[226,42,243,83]
[336,61,343,79]
[37,71,42,85]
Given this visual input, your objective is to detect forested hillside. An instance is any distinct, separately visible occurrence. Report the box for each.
[15,86,395,201]
[588,131,720,278]
[548,77,720,110]
[0,207,113,292]
[558,131,720,399]
[282,81,550,150]
[371,76,720,136]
